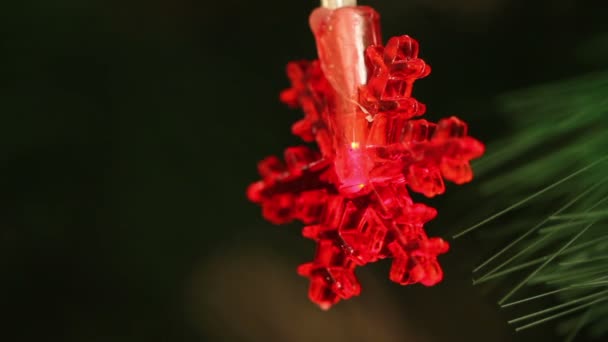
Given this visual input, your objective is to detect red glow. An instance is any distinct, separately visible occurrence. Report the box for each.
[248,8,484,309]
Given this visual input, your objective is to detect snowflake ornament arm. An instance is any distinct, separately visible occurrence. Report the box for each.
[247,1,484,310]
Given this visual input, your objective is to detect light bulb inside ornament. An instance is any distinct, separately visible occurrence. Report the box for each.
[309,5,381,196]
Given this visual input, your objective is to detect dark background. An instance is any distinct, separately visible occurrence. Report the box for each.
[1,0,606,341]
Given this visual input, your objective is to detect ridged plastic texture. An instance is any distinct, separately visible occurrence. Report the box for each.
[248,6,484,309]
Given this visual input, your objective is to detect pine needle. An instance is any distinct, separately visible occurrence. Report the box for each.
[453,155,608,239]
[499,222,596,305]
[501,287,579,308]
[476,186,608,281]
[473,257,547,284]
[564,307,592,342]
[559,256,608,266]
[464,69,608,337]
[551,209,608,221]
[514,298,606,331]
[508,289,608,324]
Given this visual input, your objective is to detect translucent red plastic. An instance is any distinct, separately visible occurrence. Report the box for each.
[248,6,484,309]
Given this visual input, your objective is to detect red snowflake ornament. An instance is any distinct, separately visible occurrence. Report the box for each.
[248,5,484,309]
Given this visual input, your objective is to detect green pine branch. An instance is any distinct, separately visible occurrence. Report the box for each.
[455,69,608,340]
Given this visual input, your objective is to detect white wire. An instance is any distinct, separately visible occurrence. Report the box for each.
[321,0,357,9]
